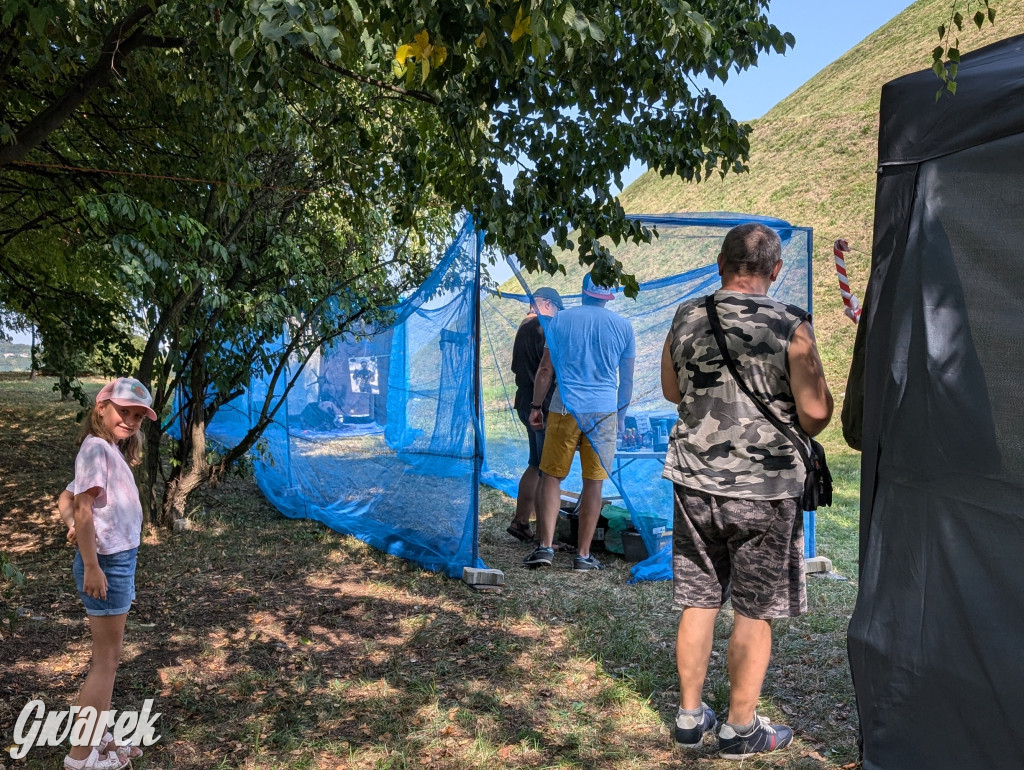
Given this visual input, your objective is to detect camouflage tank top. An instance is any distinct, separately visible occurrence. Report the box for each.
[661,289,811,500]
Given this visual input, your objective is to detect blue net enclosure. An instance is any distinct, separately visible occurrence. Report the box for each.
[196,213,812,581]
[197,220,486,578]
[483,213,812,581]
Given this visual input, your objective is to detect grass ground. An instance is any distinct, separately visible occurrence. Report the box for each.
[1,374,861,769]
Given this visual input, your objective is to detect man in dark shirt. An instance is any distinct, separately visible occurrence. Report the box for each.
[507,286,563,541]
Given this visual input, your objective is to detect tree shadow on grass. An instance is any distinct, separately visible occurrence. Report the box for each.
[3,475,681,769]
[1,378,855,769]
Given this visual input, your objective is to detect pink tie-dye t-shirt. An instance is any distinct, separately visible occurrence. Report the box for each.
[71,435,143,554]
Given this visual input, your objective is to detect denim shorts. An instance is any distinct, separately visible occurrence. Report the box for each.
[73,548,137,616]
[516,406,546,469]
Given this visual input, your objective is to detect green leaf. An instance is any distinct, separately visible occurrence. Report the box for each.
[27,6,47,35]
[562,3,576,28]
[572,11,589,35]
[974,10,986,29]
[345,0,363,25]
[314,24,339,49]
[531,17,550,60]
[258,19,293,41]
[229,38,253,61]
[952,11,963,30]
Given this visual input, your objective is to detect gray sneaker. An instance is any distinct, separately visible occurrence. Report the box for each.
[717,713,793,759]
[674,703,717,748]
[523,546,554,567]
[573,554,604,571]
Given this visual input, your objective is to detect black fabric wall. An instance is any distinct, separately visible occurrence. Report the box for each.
[845,35,1024,769]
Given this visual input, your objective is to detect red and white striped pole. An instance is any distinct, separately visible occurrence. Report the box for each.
[833,239,861,323]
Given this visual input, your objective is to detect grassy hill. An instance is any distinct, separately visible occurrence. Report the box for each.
[620,0,1024,404]
[0,340,31,371]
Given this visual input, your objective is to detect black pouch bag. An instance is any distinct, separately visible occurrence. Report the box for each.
[801,438,833,511]
[705,296,832,511]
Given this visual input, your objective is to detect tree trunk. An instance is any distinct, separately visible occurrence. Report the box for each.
[158,416,208,526]
[160,462,205,526]
[29,327,37,378]
[134,320,164,528]
[158,343,209,527]
[140,419,162,528]
[58,372,73,402]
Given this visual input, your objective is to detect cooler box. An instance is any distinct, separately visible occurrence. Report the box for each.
[621,527,673,562]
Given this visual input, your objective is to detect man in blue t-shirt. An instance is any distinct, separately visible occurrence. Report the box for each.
[525,273,635,571]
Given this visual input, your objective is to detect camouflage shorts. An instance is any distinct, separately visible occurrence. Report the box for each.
[671,485,806,620]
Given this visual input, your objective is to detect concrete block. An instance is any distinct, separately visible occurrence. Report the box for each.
[804,556,833,574]
[462,567,504,587]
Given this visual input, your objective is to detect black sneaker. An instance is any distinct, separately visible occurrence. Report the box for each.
[674,703,717,748]
[523,546,554,567]
[717,714,794,760]
[572,554,604,571]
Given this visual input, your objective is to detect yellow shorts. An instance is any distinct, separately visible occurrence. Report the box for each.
[539,410,617,481]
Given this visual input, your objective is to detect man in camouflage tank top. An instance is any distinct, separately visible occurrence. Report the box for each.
[660,223,833,759]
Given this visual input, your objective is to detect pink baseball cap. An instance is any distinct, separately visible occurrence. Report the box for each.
[96,377,157,421]
[582,272,615,301]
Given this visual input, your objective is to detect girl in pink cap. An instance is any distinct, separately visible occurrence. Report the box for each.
[59,377,156,770]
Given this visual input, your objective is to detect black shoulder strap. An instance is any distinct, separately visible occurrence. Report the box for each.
[703,294,812,469]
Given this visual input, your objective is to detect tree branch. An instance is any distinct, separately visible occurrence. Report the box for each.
[298,48,439,106]
[0,2,170,166]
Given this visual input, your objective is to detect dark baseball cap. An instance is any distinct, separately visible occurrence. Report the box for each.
[531,287,564,310]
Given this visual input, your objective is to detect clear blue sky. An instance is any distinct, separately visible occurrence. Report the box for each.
[705,0,913,121]
[612,0,914,193]
[490,0,915,284]
[3,1,913,343]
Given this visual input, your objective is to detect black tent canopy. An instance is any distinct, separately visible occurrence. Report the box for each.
[844,34,1024,770]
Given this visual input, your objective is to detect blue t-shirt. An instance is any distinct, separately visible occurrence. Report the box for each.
[544,304,635,414]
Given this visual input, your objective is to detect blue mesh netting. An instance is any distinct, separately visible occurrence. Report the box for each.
[188,213,812,582]
[188,219,484,578]
[482,213,813,581]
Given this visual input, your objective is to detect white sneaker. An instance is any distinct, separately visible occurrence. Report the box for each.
[63,747,128,770]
